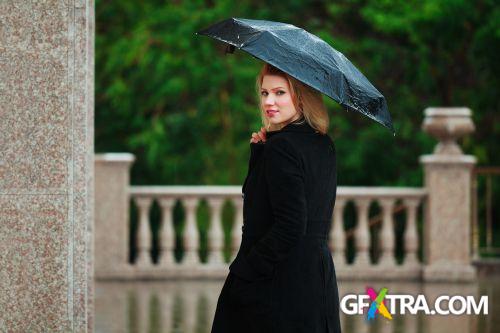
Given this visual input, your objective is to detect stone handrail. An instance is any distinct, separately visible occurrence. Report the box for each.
[123,185,426,281]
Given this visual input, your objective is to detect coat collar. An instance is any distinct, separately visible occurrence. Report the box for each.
[266,117,318,138]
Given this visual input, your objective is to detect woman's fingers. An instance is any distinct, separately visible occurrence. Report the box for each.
[250,133,258,143]
[250,128,267,143]
[259,127,267,141]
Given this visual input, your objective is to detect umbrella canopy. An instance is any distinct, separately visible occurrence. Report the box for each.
[196,18,395,135]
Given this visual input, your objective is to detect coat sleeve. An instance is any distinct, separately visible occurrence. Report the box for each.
[233,136,307,280]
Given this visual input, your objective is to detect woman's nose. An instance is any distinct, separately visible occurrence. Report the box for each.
[264,95,275,106]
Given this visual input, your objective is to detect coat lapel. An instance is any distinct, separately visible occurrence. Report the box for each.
[242,142,265,194]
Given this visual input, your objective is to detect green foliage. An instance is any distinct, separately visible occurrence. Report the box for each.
[96,0,499,189]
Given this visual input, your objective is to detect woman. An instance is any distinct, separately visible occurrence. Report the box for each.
[211,63,341,333]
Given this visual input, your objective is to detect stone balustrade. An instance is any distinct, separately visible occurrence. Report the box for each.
[131,187,243,271]
[331,187,426,280]
[97,183,426,281]
[94,107,477,282]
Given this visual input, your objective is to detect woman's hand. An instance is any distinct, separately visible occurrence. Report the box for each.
[250,127,267,143]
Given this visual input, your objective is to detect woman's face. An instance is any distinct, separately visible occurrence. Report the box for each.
[260,74,301,128]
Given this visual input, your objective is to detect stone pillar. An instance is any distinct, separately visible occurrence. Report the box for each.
[419,107,477,282]
[94,154,135,276]
[0,1,94,331]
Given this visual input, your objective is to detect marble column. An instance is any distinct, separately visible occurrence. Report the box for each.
[94,153,135,275]
[419,107,477,282]
[0,1,94,331]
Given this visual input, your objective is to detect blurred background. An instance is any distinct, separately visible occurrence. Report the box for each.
[93,0,499,332]
[95,0,499,187]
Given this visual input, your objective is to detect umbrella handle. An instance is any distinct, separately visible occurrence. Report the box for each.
[225,44,235,54]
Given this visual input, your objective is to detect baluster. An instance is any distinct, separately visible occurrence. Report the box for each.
[378,198,396,266]
[230,197,244,260]
[181,197,200,265]
[403,198,420,267]
[330,198,346,266]
[134,197,153,266]
[158,197,176,266]
[207,197,225,265]
[354,198,371,266]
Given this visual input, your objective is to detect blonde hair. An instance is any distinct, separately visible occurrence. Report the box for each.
[255,63,329,134]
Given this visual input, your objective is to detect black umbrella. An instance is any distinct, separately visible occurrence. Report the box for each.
[196,18,395,135]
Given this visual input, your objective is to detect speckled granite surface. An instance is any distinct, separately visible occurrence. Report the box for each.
[0,1,94,331]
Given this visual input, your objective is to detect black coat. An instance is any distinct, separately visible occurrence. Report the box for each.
[211,119,341,333]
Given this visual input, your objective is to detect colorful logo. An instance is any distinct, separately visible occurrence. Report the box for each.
[366,286,393,321]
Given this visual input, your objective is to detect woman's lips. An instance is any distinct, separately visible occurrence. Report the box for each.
[266,109,279,117]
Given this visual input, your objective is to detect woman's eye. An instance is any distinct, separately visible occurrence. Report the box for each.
[261,90,285,96]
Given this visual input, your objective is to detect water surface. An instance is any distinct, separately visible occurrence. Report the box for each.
[95,276,498,333]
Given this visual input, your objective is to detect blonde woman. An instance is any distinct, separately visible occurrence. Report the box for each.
[211,63,341,333]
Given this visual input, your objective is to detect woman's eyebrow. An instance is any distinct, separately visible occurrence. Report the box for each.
[261,86,285,90]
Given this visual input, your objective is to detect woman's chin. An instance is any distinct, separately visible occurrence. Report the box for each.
[268,118,282,125]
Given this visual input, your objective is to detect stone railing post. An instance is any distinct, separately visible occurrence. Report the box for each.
[353,198,371,266]
[95,153,135,277]
[207,197,225,265]
[158,197,176,266]
[403,198,421,267]
[378,198,396,266]
[231,197,244,261]
[134,197,153,267]
[330,198,346,266]
[419,107,477,282]
[181,197,200,266]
